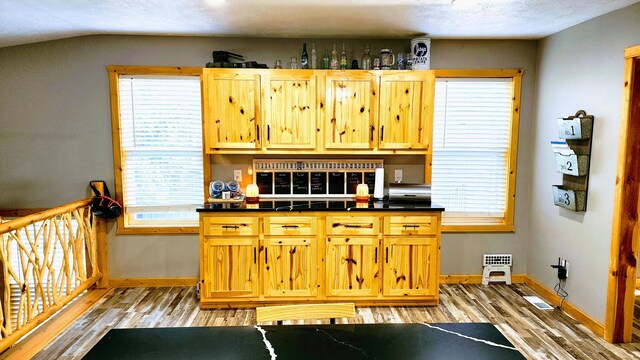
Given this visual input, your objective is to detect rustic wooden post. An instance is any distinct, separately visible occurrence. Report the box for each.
[90,181,110,289]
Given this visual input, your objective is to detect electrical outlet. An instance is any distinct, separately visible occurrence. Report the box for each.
[394,169,403,183]
[233,170,242,182]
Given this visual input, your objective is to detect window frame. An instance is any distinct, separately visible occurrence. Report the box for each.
[108,66,209,235]
[429,69,522,233]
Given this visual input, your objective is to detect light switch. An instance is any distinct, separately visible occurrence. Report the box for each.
[394,169,403,183]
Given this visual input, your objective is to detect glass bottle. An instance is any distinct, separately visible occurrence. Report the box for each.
[330,44,339,70]
[311,43,317,69]
[322,49,330,69]
[361,44,372,70]
[301,43,309,69]
[340,44,347,70]
[290,56,298,69]
[274,59,282,69]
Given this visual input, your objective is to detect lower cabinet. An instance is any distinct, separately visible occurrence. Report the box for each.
[382,237,438,297]
[201,237,259,298]
[325,237,380,297]
[199,212,441,307]
[263,237,318,297]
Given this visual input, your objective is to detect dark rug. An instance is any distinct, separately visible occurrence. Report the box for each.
[83,323,524,359]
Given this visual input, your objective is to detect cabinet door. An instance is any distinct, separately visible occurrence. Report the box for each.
[203,70,261,150]
[202,237,259,298]
[383,237,438,297]
[326,237,380,297]
[378,72,434,150]
[263,237,317,297]
[263,72,317,149]
[324,73,378,150]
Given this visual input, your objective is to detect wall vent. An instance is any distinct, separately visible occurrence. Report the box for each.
[483,254,512,267]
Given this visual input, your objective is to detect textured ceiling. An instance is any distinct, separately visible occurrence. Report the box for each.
[0,0,638,48]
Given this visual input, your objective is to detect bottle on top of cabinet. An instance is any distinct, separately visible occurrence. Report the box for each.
[311,43,317,69]
[361,44,372,70]
[330,44,339,70]
[340,44,347,69]
[323,49,330,69]
[301,43,309,69]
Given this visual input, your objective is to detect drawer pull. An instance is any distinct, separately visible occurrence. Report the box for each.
[221,225,240,230]
[344,224,362,229]
[333,223,374,229]
[402,224,420,229]
[281,225,299,229]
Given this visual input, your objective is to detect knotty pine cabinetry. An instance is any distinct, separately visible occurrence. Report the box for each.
[202,69,435,154]
[199,211,441,308]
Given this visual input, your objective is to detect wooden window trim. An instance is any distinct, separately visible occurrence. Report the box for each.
[429,69,523,233]
[108,65,209,235]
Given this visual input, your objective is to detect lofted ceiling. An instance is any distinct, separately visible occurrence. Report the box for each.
[0,0,638,48]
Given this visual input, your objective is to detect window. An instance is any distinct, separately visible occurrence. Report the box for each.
[432,71,521,232]
[110,67,204,233]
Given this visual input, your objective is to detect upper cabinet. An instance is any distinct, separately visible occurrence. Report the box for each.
[202,69,434,154]
[324,73,379,150]
[262,72,317,150]
[378,72,434,150]
[203,69,261,151]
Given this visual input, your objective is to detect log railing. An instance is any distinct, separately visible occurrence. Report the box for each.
[0,198,104,352]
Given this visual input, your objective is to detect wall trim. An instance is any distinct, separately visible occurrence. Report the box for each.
[109,277,199,288]
[525,276,604,337]
[439,274,526,284]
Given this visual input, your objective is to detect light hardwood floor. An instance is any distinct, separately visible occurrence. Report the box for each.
[29,284,640,359]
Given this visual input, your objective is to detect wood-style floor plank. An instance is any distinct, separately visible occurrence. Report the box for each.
[24,284,640,360]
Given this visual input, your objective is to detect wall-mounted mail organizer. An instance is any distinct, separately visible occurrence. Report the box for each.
[552,110,594,211]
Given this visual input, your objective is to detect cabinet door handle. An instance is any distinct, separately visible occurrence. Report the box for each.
[385,247,389,264]
[370,125,374,142]
[265,248,268,263]
[256,124,260,142]
[267,125,270,141]
[222,225,239,230]
[380,125,384,141]
[375,247,378,263]
[254,247,257,264]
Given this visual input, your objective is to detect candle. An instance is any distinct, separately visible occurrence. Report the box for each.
[245,184,259,204]
[356,183,370,203]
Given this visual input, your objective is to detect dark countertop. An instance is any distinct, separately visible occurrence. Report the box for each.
[83,323,524,359]
[196,199,444,212]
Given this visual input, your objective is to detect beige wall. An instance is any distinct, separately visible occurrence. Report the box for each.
[528,3,640,323]
[0,35,536,278]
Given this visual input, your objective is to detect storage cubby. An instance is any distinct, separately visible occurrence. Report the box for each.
[552,110,594,212]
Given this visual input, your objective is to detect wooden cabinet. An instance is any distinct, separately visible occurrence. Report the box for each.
[262,72,317,149]
[326,237,380,297]
[378,72,434,150]
[199,211,441,308]
[324,73,379,150]
[382,237,438,297]
[263,237,318,297]
[203,69,261,151]
[202,237,259,298]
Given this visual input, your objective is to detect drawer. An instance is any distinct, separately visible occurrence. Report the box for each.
[202,216,258,236]
[326,216,380,236]
[384,216,438,236]
[264,216,317,236]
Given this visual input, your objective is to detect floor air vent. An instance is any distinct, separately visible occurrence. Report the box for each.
[523,296,554,310]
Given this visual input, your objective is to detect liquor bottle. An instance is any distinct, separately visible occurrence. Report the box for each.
[301,43,309,69]
[322,49,330,69]
[330,44,339,70]
[340,44,347,69]
[361,44,371,70]
[311,43,317,69]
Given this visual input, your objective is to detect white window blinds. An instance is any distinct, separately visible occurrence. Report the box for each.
[432,78,514,224]
[118,75,203,227]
